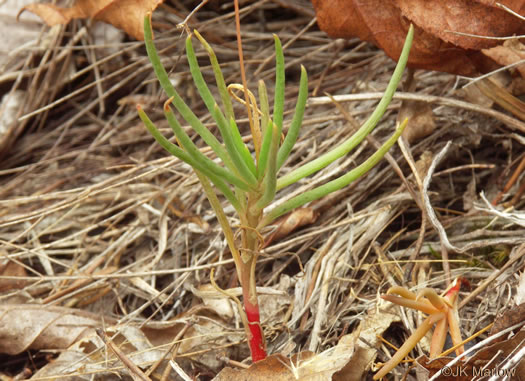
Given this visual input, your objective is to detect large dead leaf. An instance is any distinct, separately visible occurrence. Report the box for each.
[20,0,163,40]
[32,324,166,380]
[0,304,111,355]
[311,0,525,76]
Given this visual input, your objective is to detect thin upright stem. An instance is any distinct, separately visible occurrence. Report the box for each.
[233,0,260,156]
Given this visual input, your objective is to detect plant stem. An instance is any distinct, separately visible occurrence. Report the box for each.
[239,253,266,362]
[196,168,267,361]
[243,291,266,362]
[239,198,267,361]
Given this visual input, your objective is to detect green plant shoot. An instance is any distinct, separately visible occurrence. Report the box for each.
[139,13,413,362]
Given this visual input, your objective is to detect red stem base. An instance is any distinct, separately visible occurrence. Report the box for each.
[245,305,267,362]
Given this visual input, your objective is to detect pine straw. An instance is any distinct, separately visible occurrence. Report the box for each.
[1,0,525,379]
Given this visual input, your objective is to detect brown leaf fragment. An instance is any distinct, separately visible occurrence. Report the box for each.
[0,260,27,292]
[475,78,525,120]
[483,39,525,79]
[212,354,298,381]
[416,356,469,380]
[264,207,317,248]
[417,329,525,380]
[350,308,401,381]
[399,101,435,144]
[20,0,163,40]
[490,303,525,340]
[458,81,495,109]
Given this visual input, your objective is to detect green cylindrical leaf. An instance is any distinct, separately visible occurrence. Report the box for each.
[273,34,285,136]
[137,105,241,209]
[143,16,234,172]
[229,118,256,176]
[194,30,235,121]
[213,104,258,187]
[258,80,270,138]
[257,120,274,180]
[254,122,279,212]
[163,102,252,191]
[276,24,414,190]
[261,119,408,227]
[277,65,308,169]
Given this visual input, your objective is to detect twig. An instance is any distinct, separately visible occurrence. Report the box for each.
[422,142,463,253]
[169,360,193,381]
[96,329,152,381]
[309,92,525,133]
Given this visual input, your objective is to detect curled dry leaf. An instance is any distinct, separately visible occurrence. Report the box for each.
[311,0,525,75]
[20,0,163,40]
[193,284,236,320]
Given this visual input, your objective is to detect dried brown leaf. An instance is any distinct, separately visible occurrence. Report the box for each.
[490,303,525,340]
[0,304,111,355]
[32,325,165,380]
[0,260,27,292]
[474,78,525,120]
[311,0,525,75]
[399,101,435,144]
[213,334,354,381]
[264,207,318,248]
[335,308,400,381]
[483,39,525,78]
[212,354,299,381]
[0,302,237,375]
[21,0,163,40]
[416,355,465,380]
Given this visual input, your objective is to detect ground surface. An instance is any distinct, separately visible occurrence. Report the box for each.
[1,1,525,380]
